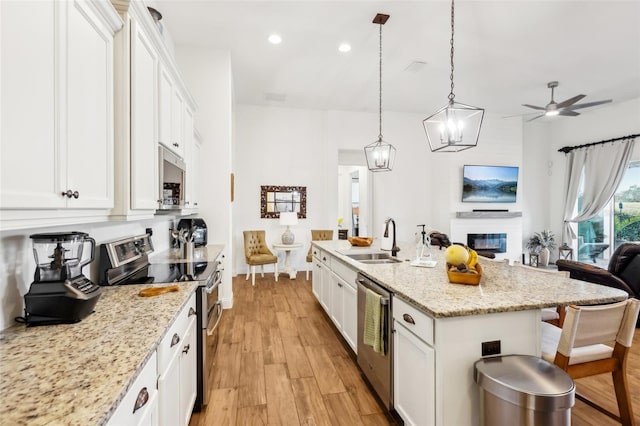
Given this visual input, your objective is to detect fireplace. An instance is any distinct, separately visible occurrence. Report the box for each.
[467,233,507,254]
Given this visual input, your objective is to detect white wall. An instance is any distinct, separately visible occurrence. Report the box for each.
[234,105,526,272]
[174,47,234,307]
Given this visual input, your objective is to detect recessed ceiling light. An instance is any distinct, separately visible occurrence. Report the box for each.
[268,34,282,44]
[338,43,351,53]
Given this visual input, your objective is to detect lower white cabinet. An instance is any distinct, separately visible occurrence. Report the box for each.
[108,352,158,426]
[393,297,435,426]
[158,293,197,426]
[311,249,357,353]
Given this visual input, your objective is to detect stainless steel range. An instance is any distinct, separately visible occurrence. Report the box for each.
[98,234,223,412]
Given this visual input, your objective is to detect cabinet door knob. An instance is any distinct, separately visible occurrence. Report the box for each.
[182,343,190,354]
[170,333,180,347]
[132,387,149,414]
[403,314,415,325]
[337,282,343,288]
[72,190,79,199]
[188,307,196,317]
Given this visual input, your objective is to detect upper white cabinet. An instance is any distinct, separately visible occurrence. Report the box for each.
[0,0,122,229]
[128,16,159,211]
[158,64,186,159]
[111,1,196,219]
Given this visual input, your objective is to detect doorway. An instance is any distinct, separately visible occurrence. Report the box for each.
[338,150,372,239]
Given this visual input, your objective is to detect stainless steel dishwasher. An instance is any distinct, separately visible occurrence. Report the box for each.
[357,273,393,410]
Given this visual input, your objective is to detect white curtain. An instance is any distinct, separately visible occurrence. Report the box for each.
[561,138,636,243]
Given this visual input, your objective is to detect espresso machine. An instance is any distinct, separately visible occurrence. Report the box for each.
[23,232,102,326]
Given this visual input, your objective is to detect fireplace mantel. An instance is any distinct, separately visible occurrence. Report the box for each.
[456,211,523,219]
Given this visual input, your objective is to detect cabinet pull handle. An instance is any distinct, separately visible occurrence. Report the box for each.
[182,344,190,354]
[188,307,196,317]
[322,257,327,261]
[403,314,415,325]
[132,387,149,414]
[170,333,180,347]
[337,283,343,288]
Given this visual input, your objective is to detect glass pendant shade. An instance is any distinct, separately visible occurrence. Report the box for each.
[423,101,484,152]
[365,138,396,172]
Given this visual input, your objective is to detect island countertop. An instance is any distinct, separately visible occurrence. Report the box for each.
[313,240,628,318]
[0,281,199,426]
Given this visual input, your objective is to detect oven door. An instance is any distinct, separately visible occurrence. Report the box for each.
[202,270,222,405]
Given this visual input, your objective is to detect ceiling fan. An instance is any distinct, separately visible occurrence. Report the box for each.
[522,81,612,122]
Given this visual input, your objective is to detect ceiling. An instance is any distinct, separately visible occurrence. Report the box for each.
[154,0,640,117]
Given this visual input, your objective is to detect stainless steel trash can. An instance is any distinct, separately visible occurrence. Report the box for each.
[474,355,575,426]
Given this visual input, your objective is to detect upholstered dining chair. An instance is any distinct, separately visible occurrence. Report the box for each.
[306,229,334,280]
[541,298,640,426]
[243,230,278,286]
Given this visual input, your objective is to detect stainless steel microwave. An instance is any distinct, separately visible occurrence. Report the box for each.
[158,145,186,210]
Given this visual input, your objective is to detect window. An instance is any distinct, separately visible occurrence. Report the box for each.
[577,161,640,265]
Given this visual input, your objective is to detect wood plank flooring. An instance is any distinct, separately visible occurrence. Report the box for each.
[190,273,640,426]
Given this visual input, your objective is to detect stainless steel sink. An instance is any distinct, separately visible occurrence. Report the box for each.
[344,252,404,264]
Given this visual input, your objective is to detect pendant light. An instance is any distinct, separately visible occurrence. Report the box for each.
[423,0,484,153]
[365,13,396,172]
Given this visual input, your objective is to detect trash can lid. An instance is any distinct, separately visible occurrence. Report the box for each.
[474,355,575,411]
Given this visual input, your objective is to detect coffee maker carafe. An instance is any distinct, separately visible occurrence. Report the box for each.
[23,232,102,326]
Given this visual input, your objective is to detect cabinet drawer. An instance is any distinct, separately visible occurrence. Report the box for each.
[108,351,158,425]
[331,258,357,289]
[312,246,321,260]
[393,297,434,345]
[319,250,331,268]
[158,292,197,374]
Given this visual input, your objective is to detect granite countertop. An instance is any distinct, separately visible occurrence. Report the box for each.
[313,240,628,318]
[0,281,198,425]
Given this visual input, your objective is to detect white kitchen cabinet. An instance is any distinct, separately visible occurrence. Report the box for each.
[311,248,357,353]
[182,110,200,213]
[110,1,196,220]
[108,351,159,426]
[0,0,121,228]
[158,64,186,159]
[129,17,159,211]
[170,89,186,157]
[342,279,357,351]
[158,293,197,426]
[393,297,435,426]
[179,314,198,425]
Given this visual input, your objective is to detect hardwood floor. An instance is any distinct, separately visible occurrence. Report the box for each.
[190,274,640,426]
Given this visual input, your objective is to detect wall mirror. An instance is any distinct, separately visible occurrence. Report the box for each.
[261,185,307,218]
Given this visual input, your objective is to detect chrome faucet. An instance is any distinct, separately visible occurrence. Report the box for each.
[384,217,400,257]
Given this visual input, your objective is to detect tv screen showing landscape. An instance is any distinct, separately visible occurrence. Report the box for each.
[462,165,518,203]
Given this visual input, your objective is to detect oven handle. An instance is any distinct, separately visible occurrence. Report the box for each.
[206,301,223,336]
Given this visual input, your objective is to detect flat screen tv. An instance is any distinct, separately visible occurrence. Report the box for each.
[462,165,518,203]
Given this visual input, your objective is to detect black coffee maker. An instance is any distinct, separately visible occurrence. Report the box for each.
[23,232,102,326]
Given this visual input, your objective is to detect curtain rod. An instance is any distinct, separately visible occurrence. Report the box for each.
[557,133,640,154]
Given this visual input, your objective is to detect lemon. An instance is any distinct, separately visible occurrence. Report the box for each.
[444,245,469,266]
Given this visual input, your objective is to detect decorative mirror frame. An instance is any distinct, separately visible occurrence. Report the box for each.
[260,185,307,219]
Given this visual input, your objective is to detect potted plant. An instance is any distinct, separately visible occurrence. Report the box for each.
[526,230,557,266]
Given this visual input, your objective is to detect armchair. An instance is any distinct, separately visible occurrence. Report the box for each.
[243,230,278,286]
[557,243,640,319]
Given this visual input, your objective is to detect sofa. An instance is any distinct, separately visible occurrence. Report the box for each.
[557,243,640,325]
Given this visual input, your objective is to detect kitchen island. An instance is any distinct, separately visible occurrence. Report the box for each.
[0,245,223,426]
[312,240,628,426]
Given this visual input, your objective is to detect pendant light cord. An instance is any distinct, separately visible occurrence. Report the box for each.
[448,0,455,104]
[378,22,383,140]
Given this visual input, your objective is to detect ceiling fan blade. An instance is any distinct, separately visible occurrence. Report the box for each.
[558,110,580,117]
[564,99,613,110]
[522,104,546,111]
[526,114,545,122]
[556,94,586,108]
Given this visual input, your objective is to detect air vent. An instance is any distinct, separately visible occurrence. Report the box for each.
[264,92,287,102]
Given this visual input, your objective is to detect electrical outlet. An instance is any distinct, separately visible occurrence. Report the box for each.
[146,227,153,236]
[482,340,501,357]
